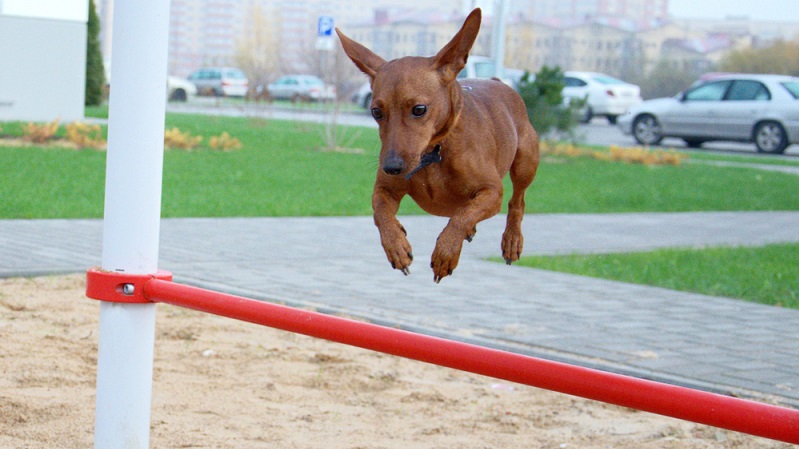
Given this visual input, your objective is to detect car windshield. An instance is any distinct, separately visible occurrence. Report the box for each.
[225,70,246,79]
[781,81,799,99]
[592,75,626,85]
[564,77,587,87]
[304,78,324,86]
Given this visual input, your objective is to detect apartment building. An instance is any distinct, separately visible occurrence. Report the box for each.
[94,0,798,84]
[97,0,463,79]
[342,8,489,60]
[524,0,669,22]
[506,18,641,76]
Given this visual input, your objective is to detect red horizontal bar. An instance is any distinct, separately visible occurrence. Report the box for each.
[143,279,799,444]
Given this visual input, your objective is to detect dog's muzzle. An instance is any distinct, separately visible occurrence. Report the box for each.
[382,151,405,176]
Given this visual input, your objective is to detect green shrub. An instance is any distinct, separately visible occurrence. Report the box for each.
[517,66,583,139]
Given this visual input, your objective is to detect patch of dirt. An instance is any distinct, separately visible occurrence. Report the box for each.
[0,275,792,448]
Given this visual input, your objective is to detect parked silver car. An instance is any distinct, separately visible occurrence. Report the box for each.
[618,74,799,154]
[268,75,336,102]
[187,67,249,97]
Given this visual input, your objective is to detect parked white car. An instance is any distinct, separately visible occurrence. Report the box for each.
[456,55,524,88]
[562,71,642,124]
[617,74,799,154]
[351,81,373,109]
[167,76,197,102]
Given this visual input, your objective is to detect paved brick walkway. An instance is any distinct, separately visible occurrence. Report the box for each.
[2,211,798,407]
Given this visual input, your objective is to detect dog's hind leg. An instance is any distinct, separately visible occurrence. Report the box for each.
[502,129,540,264]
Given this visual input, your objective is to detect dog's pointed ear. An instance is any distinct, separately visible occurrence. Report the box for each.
[432,8,482,83]
[336,28,386,81]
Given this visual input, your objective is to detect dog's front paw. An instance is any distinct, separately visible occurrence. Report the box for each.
[381,234,414,275]
[430,237,463,283]
[501,228,524,265]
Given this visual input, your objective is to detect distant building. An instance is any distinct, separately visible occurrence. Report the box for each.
[0,0,88,121]
[523,0,669,22]
[97,0,463,79]
[506,16,743,80]
[338,6,791,83]
[343,8,491,60]
[508,18,643,76]
[661,34,751,73]
[167,0,249,76]
[93,0,799,86]
[673,17,799,45]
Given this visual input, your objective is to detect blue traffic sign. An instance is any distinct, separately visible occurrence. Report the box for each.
[318,16,334,37]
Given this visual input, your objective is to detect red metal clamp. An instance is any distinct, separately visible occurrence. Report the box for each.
[86,267,173,304]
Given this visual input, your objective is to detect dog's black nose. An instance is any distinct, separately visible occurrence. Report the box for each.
[383,163,404,175]
[382,154,405,175]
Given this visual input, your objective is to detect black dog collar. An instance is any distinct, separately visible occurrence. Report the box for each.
[405,144,442,180]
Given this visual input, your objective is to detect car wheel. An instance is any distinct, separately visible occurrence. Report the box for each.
[578,106,593,124]
[754,121,788,154]
[362,93,372,109]
[632,114,663,146]
[606,115,618,125]
[169,89,187,102]
[683,138,705,148]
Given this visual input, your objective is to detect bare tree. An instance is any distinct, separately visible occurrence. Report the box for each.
[291,37,368,152]
[299,36,363,98]
[235,3,284,98]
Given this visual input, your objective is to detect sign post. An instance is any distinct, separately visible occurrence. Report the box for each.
[315,15,334,51]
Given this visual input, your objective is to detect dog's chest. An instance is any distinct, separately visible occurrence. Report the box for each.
[406,167,472,217]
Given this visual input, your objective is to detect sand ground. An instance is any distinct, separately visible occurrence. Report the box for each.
[0,275,792,448]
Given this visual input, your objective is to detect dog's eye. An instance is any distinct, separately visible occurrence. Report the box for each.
[371,108,384,120]
[412,105,427,117]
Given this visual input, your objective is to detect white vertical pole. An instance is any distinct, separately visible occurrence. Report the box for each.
[94,0,171,447]
[492,0,508,79]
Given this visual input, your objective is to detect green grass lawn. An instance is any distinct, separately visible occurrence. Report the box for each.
[529,155,799,213]
[1,115,383,218]
[508,243,799,309]
[85,105,108,119]
[159,114,385,217]
[3,112,799,218]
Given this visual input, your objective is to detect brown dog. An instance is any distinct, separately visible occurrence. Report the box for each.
[337,8,539,283]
